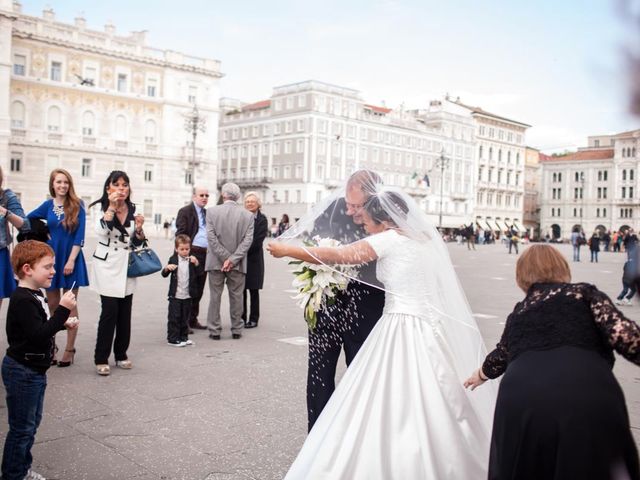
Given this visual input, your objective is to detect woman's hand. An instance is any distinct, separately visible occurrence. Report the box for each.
[0,206,7,217]
[64,317,79,330]
[463,368,487,391]
[63,259,75,276]
[266,242,289,258]
[134,214,145,230]
[59,290,77,311]
[108,191,122,209]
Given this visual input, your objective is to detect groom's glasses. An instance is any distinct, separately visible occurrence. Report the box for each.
[346,202,364,211]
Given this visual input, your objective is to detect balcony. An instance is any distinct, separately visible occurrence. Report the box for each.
[217,177,272,189]
[82,136,96,145]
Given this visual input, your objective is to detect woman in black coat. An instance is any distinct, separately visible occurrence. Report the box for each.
[465,245,640,480]
[242,192,268,328]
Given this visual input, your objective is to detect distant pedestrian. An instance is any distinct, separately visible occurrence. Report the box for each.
[1,241,78,480]
[589,232,601,263]
[205,183,254,340]
[570,227,584,262]
[624,229,639,259]
[603,230,611,252]
[242,192,268,329]
[163,220,170,239]
[161,234,199,347]
[277,214,290,237]
[616,256,638,306]
[465,224,476,250]
[508,232,520,254]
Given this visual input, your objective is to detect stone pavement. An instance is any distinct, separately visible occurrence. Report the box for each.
[0,238,639,479]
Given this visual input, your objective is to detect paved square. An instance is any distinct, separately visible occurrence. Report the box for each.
[0,237,638,479]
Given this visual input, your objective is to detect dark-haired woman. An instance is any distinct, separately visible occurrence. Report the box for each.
[28,169,88,367]
[0,166,29,307]
[465,244,640,480]
[277,214,290,237]
[89,171,145,376]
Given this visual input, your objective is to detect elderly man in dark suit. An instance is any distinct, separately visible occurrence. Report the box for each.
[175,185,210,331]
[205,183,254,340]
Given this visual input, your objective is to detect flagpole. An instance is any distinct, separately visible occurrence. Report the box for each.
[436,152,450,230]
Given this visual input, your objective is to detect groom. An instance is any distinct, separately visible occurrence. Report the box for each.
[306,170,386,431]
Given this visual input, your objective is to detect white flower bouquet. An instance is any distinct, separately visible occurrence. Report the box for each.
[290,237,359,332]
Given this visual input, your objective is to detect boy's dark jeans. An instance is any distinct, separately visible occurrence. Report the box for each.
[1,355,46,480]
[168,298,191,342]
[618,281,637,300]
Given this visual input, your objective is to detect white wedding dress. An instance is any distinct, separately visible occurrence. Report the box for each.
[285,229,497,479]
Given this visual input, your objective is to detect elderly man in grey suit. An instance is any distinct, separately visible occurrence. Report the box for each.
[205,183,254,340]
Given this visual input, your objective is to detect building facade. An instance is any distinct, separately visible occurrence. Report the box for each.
[218,81,530,232]
[0,2,222,224]
[539,129,640,239]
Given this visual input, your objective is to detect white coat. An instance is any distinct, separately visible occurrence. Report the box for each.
[89,208,137,298]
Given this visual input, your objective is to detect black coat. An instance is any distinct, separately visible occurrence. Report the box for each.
[245,211,268,290]
[161,253,199,299]
[175,202,201,241]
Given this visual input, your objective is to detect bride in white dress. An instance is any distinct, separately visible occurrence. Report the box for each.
[268,183,498,479]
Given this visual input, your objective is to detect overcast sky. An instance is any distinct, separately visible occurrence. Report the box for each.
[20,0,639,152]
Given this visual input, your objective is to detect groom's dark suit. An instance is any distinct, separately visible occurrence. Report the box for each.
[307,198,385,431]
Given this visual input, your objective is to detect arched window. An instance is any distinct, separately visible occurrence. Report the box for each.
[82,111,95,136]
[115,115,127,140]
[507,151,511,163]
[633,148,637,157]
[489,147,493,160]
[144,119,157,143]
[11,101,25,128]
[623,169,627,181]
[516,152,520,164]
[47,106,61,132]
[498,149,502,162]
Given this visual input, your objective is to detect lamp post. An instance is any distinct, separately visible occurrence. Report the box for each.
[579,172,585,230]
[183,104,207,187]
[435,152,451,230]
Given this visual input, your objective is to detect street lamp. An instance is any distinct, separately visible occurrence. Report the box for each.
[579,172,585,229]
[183,104,207,187]
[435,152,451,230]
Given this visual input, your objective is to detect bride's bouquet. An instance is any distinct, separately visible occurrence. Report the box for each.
[290,237,358,332]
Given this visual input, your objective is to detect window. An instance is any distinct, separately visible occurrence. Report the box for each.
[10,152,22,172]
[604,208,607,217]
[632,170,635,181]
[50,61,62,81]
[273,142,280,155]
[623,170,627,181]
[81,158,92,177]
[295,165,302,178]
[604,171,608,181]
[115,115,127,140]
[598,171,602,181]
[84,66,97,85]
[296,190,302,203]
[188,86,197,104]
[117,73,127,92]
[284,141,291,154]
[631,187,634,199]
[297,139,304,153]
[623,187,627,199]
[145,120,156,143]
[10,101,25,128]
[595,139,600,147]
[298,95,306,108]
[147,78,157,97]
[284,166,291,178]
[144,164,153,182]
[82,111,95,136]
[603,187,608,199]
[47,106,61,132]
[13,54,26,76]
[144,199,153,217]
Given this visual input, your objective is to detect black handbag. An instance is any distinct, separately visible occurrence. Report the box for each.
[127,240,162,277]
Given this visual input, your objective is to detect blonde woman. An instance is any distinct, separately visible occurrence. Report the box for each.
[28,169,88,367]
[242,192,268,328]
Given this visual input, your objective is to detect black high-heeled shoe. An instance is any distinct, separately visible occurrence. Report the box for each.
[57,348,76,368]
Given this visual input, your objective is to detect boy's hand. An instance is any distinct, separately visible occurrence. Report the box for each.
[59,290,77,311]
[165,264,178,272]
[189,256,199,266]
[64,317,79,330]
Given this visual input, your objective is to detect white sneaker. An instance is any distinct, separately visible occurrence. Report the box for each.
[184,339,194,346]
[624,298,633,306]
[24,469,47,480]
[615,299,625,306]
[167,341,186,347]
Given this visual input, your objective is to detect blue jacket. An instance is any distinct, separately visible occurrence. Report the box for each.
[0,189,30,249]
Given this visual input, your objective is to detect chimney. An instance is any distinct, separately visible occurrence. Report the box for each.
[12,1,21,13]
[42,7,54,21]
[74,15,86,29]
[104,22,115,35]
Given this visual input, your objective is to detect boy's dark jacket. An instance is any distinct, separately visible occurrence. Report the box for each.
[161,253,198,299]
[6,287,69,374]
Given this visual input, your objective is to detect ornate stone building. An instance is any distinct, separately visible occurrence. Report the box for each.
[539,129,640,239]
[219,81,530,232]
[0,2,222,224]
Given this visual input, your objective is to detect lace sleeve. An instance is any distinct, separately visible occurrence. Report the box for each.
[481,313,512,379]
[588,286,640,365]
